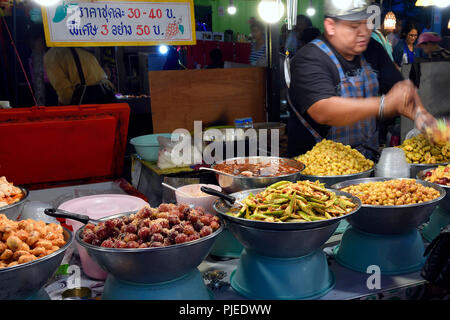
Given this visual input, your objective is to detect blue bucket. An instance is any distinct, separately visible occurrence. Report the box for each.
[130,133,177,162]
[334,227,426,275]
[230,249,335,300]
[422,206,450,242]
[102,269,212,300]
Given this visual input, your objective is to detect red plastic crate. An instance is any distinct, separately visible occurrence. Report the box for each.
[0,104,130,188]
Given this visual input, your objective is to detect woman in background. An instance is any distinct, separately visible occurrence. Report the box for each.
[393,23,423,69]
[249,19,267,67]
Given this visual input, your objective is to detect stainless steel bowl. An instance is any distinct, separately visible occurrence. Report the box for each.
[212,156,305,193]
[225,222,339,258]
[76,213,224,284]
[298,167,374,188]
[0,187,29,220]
[410,162,450,180]
[331,177,446,235]
[214,188,361,231]
[417,167,450,212]
[213,188,360,258]
[0,227,73,300]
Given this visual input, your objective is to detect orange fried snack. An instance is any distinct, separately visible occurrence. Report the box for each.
[0,215,66,269]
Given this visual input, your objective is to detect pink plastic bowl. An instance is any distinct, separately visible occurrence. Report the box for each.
[175,184,222,214]
[59,194,148,280]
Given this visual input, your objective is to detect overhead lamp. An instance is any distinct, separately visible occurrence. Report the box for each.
[383,11,396,30]
[159,45,169,55]
[227,0,237,15]
[33,0,60,6]
[306,0,316,16]
[306,7,316,16]
[258,0,285,24]
[415,0,450,7]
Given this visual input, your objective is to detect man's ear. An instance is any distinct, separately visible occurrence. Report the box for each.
[324,18,336,37]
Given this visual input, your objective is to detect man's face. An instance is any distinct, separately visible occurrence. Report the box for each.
[328,19,373,56]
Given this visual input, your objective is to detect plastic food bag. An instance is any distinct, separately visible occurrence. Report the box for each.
[157,136,202,170]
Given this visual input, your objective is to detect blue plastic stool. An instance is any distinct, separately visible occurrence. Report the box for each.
[102,269,212,300]
[210,228,244,259]
[334,227,426,275]
[230,249,335,300]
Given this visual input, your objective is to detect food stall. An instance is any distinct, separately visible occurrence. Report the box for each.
[1,0,450,303]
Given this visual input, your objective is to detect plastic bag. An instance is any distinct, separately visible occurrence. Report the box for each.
[157,136,202,170]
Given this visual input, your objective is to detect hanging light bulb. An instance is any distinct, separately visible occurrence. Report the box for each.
[227,0,237,15]
[33,0,60,6]
[383,11,397,30]
[448,19,450,29]
[306,0,316,17]
[416,0,450,6]
[258,0,285,24]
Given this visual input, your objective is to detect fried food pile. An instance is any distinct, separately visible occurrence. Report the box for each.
[0,177,23,208]
[398,134,450,164]
[0,215,66,269]
[295,140,374,176]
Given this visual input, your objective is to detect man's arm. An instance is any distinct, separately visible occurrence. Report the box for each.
[307,96,380,127]
[308,80,420,127]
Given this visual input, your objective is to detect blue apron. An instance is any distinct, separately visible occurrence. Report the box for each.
[294,39,380,158]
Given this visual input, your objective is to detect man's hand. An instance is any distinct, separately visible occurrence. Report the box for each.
[383,80,417,120]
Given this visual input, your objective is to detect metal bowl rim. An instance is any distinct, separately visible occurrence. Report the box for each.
[416,167,450,190]
[331,177,446,209]
[76,218,224,253]
[213,187,362,229]
[225,218,343,233]
[298,167,375,179]
[410,161,450,168]
[0,226,73,273]
[0,186,29,213]
[211,156,305,180]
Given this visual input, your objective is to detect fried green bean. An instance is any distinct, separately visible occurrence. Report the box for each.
[227,180,357,223]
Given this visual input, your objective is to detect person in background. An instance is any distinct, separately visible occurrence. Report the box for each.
[206,48,224,69]
[249,19,267,67]
[284,15,313,54]
[287,0,433,159]
[422,23,432,34]
[417,32,450,61]
[387,19,403,49]
[301,27,321,46]
[44,47,114,105]
[372,28,394,61]
[163,46,183,70]
[393,23,422,69]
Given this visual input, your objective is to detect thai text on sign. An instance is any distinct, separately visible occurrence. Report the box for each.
[42,0,196,47]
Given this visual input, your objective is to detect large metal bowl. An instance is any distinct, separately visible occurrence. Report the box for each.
[76,213,224,284]
[0,187,29,220]
[213,188,360,258]
[298,167,374,188]
[225,222,340,258]
[331,177,446,235]
[0,227,73,300]
[214,188,361,231]
[410,162,450,180]
[211,156,305,193]
[417,167,450,212]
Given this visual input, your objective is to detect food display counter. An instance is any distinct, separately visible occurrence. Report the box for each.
[4,174,443,301]
[1,133,449,301]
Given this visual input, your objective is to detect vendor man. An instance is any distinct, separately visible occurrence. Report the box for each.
[288,0,431,159]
